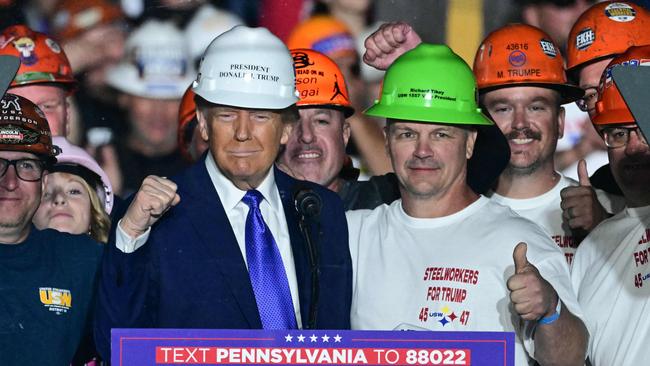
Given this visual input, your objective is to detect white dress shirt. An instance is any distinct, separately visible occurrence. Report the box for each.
[116,153,303,328]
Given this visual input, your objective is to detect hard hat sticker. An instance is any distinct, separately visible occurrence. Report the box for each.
[74,7,103,29]
[508,50,526,67]
[312,34,356,57]
[1,95,43,126]
[220,63,280,83]
[296,69,324,98]
[605,3,636,22]
[1,94,21,112]
[604,58,650,88]
[330,75,347,101]
[0,125,39,144]
[397,88,456,102]
[12,37,38,66]
[45,38,61,54]
[539,39,557,58]
[576,28,595,50]
[293,51,315,69]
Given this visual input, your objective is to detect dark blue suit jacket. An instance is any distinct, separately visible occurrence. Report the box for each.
[94,161,352,359]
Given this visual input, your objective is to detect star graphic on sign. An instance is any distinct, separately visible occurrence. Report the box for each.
[285,334,293,342]
[441,305,450,314]
[321,334,330,342]
[449,312,458,322]
[297,334,305,342]
[310,334,318,342]
[439,317,449,327]
[333,334,342,342]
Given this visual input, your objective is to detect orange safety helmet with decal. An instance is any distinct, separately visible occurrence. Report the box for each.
[473,23,583,103]
[592,45,650,126]
[567,1,650,72]
[291,48,355,117]
[0,25,76,88]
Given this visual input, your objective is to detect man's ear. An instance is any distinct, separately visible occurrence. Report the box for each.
[342,121,351,147]
[280,122,293,145]
[466,129,478,160]
[557,106,566,139]
[383,125,391,155]
[196,108,210,142]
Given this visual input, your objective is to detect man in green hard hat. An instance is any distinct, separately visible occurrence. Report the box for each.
[346,44,587,365]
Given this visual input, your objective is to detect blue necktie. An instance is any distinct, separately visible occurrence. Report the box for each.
[242,190,298,329]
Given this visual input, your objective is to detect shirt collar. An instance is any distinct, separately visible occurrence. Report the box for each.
[204,153,281,211]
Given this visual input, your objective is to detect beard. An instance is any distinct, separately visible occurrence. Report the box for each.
[503,127,551,177]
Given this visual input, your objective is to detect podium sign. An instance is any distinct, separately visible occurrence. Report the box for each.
[112,328,514,365]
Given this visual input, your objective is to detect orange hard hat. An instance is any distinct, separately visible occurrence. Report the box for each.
[567,1,650,72]
[287,15,357,60]
[178,85,197,162]
[291,48,354,117]
[473,23,583,103]
[593,45,650,126]
[52,0,124,40]
[0,93,59,163]
[0,25,76,88]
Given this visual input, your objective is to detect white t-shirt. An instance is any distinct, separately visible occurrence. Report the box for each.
[489,174,625,266]
[571,205,650,365]
[347,197,582,365]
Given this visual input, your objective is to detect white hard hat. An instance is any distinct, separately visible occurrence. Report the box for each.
[105,19,195,99]
[192,25,299,109]
[184,4,243,61]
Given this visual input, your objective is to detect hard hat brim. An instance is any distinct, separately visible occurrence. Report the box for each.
[106,63,193,99]
[297,103,355,118]
[193,87,299,110]
[479,82,585,104]
[364,103,494,126]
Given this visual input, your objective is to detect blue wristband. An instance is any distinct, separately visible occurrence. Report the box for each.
[538,300,561,325]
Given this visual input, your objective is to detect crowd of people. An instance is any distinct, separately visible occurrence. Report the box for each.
[0,1,649,365]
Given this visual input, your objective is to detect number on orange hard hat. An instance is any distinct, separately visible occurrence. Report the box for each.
[0,25,76,88]
[592,45,650,126]
[291,48,355,117]
[567,1,650,73]
[473,23,583,103]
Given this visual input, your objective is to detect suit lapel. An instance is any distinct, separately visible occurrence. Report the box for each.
[275,169,312,328]
[184,162,262,328]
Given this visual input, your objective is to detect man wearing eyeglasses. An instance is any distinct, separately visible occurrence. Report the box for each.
[0,93,104,365]
[563,2,650,193]
[570,45,650,365]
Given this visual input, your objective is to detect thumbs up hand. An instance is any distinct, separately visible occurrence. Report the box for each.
[507,243,558,321]
[560,159,609,232]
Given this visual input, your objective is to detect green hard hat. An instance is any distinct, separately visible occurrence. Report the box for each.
[365,44,493,126]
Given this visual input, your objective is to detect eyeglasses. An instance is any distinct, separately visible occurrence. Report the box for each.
[576,87,598,112]
[0,158,45,182]
[601,126,649,148]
